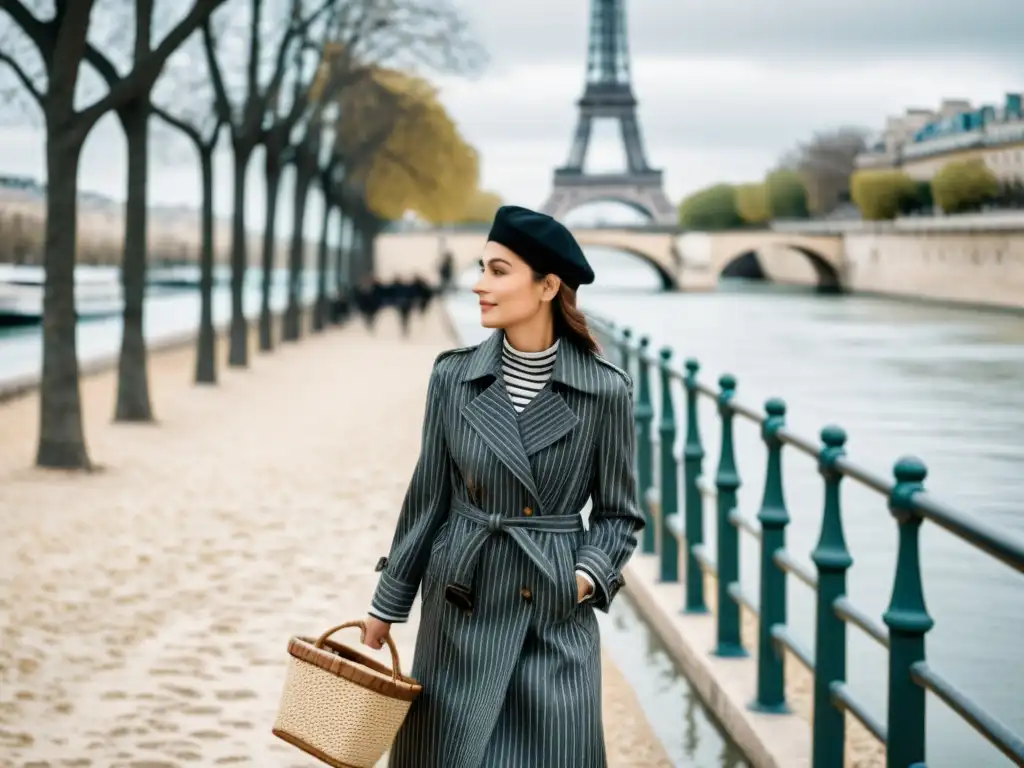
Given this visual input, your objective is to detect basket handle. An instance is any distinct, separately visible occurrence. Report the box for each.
[314,620,403,682]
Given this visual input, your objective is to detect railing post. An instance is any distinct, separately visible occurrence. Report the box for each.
[635,336,655,554]
[752,398,790,713]
[658,347,679,582]
[811,425,852,768]
[713,374,745,657]
[683,359,708,614]
[883,457,933,768]
[620,327,633,375]
[600,320,615,355]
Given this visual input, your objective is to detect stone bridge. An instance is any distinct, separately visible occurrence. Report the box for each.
[375,228,848,292]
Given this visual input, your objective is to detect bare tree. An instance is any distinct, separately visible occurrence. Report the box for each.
[312,138,342,332]
[779,126,871,216]
[257,6,323,351]
[256,83,301,351]
[202,0,329,368]
[150,33,224,385]
[81,1,229,423]
[0,0,226,469]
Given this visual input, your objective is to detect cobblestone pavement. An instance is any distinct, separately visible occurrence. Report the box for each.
[0,308,672,767]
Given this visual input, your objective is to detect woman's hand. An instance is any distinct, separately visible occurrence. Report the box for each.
[361,616,392,649]
[576,572,594,603]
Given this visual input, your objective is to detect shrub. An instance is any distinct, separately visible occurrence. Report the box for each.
[765,169,809,218]
[734,183,770,224]
[850,169,918,220]
[931,158,999,214]
[678,184,743,230]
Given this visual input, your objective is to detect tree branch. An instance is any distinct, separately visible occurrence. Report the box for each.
[151,102,202,146]
[0,0,51,61]
[0,47,42,104]
[201,20,232,126]
[77,0,228,131]
[247,0,262,98]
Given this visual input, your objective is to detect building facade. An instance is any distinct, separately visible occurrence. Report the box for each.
[855,93,1024,182]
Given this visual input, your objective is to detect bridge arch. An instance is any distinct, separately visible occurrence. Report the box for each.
[571,236,677,290]
[718,243,842,293]
[559,195,659,223]
[542,185,677,226]
[699,232,845,293]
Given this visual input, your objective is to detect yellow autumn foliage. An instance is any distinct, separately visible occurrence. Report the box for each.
[456,189,504,224]
[329,65,479,224]
[733,182,770,224]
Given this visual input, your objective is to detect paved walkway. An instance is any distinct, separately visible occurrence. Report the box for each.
[0,307,672,767]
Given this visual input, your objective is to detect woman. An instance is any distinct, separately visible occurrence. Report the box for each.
[362,205,644,767]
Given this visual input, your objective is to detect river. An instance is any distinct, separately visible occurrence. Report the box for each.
[2,249,1022,767]
[0,271,318,388]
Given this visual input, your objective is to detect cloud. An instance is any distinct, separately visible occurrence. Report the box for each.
[456,0,1024,69]
[436,53,1021,204]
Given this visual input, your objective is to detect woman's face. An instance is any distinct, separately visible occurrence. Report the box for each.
[473,241,558,329]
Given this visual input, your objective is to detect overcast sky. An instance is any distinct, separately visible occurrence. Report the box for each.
[0,0,1021,231]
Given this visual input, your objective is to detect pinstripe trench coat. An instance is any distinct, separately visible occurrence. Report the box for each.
[370,329,644,768]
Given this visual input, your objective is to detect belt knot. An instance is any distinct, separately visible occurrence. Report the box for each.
[486,512,503,533]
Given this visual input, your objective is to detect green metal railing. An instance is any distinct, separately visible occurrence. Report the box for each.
[592,316,1024,768]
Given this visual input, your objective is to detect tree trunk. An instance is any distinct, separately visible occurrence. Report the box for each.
[331,211,348,325]
[349,221,364,286]
[36,129,91,469]
[114,99,154,422]
[258,158,282,352]
[228,146,252,366]
[354,216,378,285]
[312,202,331,332]
[195,146,217,385]
[334,211,347,297]
[282,171,312,342]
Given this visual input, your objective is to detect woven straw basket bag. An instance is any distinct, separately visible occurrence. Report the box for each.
[272,620,422,768]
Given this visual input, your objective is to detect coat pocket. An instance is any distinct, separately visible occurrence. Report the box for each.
[423,520,452,592]
[561,537,598,639]
[555,535,583,621]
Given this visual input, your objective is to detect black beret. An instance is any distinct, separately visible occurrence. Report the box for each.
[486,205,595,289]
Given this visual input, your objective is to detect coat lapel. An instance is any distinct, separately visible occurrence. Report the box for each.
[460,332,541,503]
[518,386,577,456]
[459,331,605,505]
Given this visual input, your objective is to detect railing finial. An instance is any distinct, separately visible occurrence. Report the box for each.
[884,455,933,768]
[811,423,852,768]
[682,357,708,614]
[713,373,745,657]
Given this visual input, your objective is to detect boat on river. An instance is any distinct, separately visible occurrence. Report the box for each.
[0,264,123,325]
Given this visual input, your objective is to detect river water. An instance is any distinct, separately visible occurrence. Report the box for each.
[2,249,1022,767]
[0,272,318,387]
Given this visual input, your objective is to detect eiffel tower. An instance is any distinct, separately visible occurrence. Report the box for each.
[540,0,675,225]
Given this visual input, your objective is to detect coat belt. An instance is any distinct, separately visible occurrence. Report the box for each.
[443,499,583,613]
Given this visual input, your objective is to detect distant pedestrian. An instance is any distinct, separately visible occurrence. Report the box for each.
[354,278,382,332]
[438,250,454,293]
[411,276,433,314]
[392,279,416,337]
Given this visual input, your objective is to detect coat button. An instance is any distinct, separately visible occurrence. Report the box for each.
[520,587,533,603]
[523,506,533,516]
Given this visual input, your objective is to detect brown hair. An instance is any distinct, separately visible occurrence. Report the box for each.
[534,272,600,354]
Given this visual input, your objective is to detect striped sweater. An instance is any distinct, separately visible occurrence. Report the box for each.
[501,336,558,413]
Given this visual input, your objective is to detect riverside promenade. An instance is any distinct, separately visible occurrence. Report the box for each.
[0,308,672,767]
